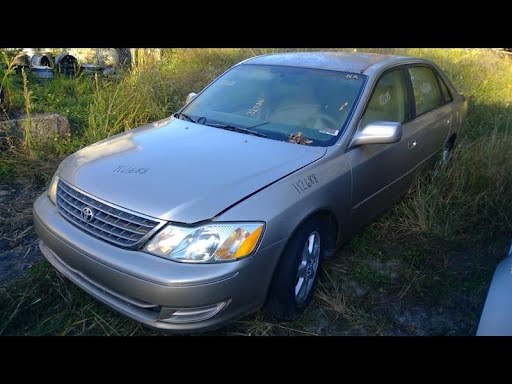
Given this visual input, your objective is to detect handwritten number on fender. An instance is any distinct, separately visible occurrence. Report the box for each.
[293,174,318,194]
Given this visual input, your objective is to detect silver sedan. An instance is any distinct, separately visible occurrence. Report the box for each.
[34,52,468,332]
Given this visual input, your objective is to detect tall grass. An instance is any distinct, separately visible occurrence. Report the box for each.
[392,128,512,243]
[20,69,33,156]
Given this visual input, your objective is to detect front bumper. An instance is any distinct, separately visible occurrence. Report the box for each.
[33,193,285,332]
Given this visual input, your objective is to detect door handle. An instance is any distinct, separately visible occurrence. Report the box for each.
[408,141,417,149]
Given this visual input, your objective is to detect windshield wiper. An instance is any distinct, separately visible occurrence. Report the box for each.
[175,113,268,137]
[174,112,197,123]
[205,123,267,138]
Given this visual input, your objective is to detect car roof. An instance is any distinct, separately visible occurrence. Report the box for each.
[241,51,413,74]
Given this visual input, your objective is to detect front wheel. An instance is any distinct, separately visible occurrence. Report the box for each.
[265,218,325,321]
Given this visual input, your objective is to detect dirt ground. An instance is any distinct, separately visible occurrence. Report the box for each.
[0,182,43,281]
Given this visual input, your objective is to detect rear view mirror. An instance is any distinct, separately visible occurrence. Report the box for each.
[349,121,402,149]
[186,92,197,105]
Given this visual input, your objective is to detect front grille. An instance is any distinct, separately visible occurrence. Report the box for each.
[56,180,164,249]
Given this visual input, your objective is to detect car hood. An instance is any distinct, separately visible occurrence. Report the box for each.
[59,117,327,223]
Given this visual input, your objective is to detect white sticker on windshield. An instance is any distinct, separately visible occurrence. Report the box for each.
[247,97,265,117]
[319,128,339,136]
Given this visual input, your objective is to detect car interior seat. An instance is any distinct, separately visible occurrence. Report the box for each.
[268,84,322,127]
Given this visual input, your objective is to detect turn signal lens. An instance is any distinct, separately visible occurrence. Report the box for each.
[234,225,263,258]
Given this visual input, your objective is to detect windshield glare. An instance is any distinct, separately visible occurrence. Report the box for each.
[181,64,366,146]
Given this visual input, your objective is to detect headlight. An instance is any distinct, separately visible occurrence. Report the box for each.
[47,172,60,205]
[144,222,264,263]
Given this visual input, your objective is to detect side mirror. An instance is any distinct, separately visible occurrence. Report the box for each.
[349,121,402,149]
[186,92,197,105]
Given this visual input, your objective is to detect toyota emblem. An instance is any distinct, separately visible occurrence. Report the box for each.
[81,206,95,222]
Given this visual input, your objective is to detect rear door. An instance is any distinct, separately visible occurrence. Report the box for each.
[405,65,453,165]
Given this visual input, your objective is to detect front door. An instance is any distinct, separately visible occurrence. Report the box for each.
[346,67,418,229]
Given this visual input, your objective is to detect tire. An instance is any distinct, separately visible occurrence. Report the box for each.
[436,136,456,172]
[265,217,326,321]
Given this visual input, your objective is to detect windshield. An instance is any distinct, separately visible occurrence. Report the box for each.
[180,64,366,146]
